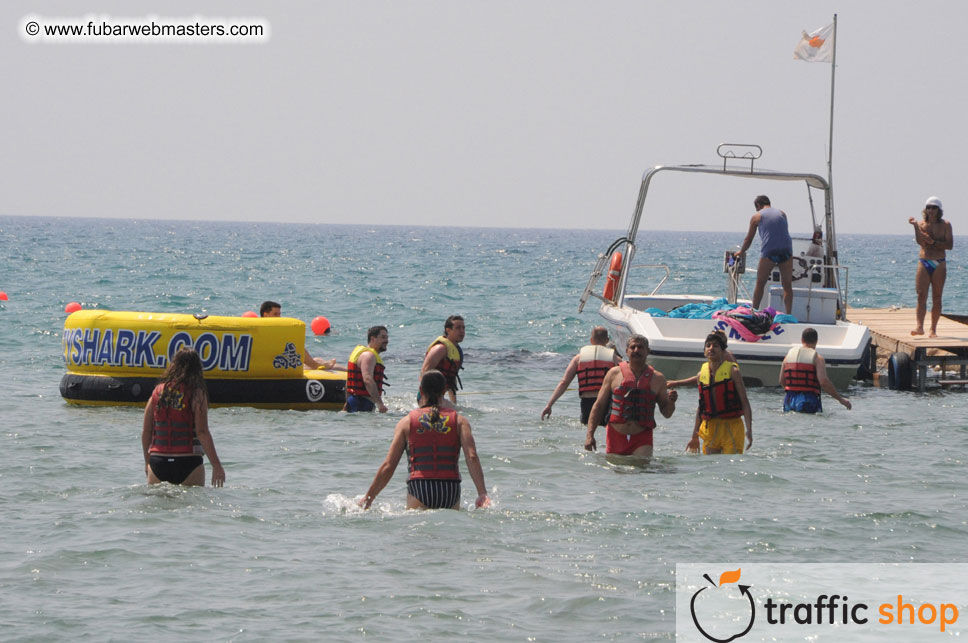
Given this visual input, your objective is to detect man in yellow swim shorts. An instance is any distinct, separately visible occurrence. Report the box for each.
[675,331,752,454]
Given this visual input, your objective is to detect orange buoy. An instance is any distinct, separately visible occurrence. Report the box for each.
[0,291,8,301]
[602,251,623,301]
[242,310,258,318]
[65,302,82,313]
[310,316,331,335]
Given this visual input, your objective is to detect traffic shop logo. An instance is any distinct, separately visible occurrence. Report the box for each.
[689,569,754,642]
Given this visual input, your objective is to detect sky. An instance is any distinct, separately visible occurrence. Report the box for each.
[2,1,964,234]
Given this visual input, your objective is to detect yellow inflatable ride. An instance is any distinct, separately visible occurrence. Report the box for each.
[60,310,346,410]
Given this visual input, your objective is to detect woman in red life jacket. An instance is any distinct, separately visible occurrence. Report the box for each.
[359,370,490,511]
[141,348,225,487]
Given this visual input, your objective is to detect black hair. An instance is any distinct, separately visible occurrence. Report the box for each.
[260,301,281,316]
[754,195,771,208]
[444,315,464,331]
[420,370,447,425]
[801,327,819,344]
[705,331,727,350]
[367,325,388,342]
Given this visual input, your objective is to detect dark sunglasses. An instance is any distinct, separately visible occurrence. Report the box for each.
[926,205,940,210]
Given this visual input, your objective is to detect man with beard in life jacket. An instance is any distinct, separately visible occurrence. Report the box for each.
[344,325,390,413]
[780,327,852,413]
[421,315,465,404]
[681,331,753,454]
[541,326,620,424]
[584,334,677,458]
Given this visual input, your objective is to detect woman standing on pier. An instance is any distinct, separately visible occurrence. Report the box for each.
[909,196,953,338]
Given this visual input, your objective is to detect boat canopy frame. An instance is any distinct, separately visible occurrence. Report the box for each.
[580,155,845,319]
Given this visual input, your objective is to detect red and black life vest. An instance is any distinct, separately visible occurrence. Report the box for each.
[698,361,744,420]
[149,383,196,455]
[782,346,821,394]
[576,345,614,395]
[608,362,657,429]
[346,345,387,398]
[426,336,463,392]
[407,407,461,480]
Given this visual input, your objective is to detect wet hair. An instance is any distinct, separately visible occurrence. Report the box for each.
[367,325,388,342]
[591,326,609,344]
[259,300,280,316]
[705,331,728,350]
[801,327,818,344]
[754,195,771,208]
[627,334,649,350]
[161,347,208,398]
[444,315,464,331]
[420,370,447,425]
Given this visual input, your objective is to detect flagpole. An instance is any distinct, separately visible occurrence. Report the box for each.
[827,13,840,311]
[827,13,837,191]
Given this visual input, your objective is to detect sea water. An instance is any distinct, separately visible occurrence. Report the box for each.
[0,216,966,641]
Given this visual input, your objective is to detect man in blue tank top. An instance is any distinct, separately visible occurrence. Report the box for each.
[734,195,794,314]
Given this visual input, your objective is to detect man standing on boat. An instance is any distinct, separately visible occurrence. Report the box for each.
[541,326,620,424]
[734,195,794,314]
[344,326,390,413]
[421,315,465,404]
[584,335,677,458]
[780,327,851,413]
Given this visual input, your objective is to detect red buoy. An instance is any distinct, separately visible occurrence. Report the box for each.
[65,302,82,313]
[242,310,258,318]
[310,316,331,335]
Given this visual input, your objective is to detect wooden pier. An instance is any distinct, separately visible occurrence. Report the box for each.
[849,308,968,391]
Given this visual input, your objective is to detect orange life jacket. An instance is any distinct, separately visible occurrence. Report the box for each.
[577,345,614,395]
[407,407,461,480]
[149,383,196,455]
[783,346,821,394]
[426,336,463,392]
[608,362,657,429]
[698,361,743,420]
[346,345,386,398]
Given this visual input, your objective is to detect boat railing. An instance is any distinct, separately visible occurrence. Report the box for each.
[579,257,670,313]
[578,237,630,313]
[623,264,671,298]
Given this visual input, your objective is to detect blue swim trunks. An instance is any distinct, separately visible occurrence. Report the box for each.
[783,391,822,414]
[765,250,793,265]
[344,395,375,412]
[919,258,946,276]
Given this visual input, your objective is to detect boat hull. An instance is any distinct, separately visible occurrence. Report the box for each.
[60,310,347,410]
[599,302,869,388]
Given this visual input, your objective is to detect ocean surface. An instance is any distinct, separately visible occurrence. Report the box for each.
[1,216,966,641]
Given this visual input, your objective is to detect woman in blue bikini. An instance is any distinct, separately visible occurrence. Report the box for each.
[909,196,953,337]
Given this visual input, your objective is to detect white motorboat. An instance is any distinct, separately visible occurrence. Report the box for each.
[579,145,870,387]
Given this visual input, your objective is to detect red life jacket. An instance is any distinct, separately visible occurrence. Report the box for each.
[149,383,196,455]
[783,347,821,394]
[346,345,386,397]
[608,362,657,429]
[576,345,614,395]
[698,361,744,420]
[426,336,463,392]
[407,407,461,480]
